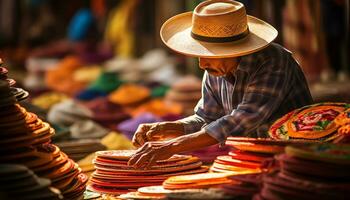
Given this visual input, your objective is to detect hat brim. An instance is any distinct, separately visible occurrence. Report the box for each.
[160,12,278,58]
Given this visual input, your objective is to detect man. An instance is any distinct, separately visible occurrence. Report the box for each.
[128,0,312,168]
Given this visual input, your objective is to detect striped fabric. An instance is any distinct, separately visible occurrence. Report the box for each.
[179,43,313,142]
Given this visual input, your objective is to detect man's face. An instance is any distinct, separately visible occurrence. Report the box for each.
[198,57,240,76]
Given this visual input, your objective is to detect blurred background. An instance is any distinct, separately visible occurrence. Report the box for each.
[0,0,349,100]
[0,0,349,137]
[0,0,349,171]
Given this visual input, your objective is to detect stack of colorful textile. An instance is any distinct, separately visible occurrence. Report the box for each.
[150,85,170,98]
[72,65,104,100]
[211,137,292,173]
[87,150,207,195]
[24,57,60,93]
[188,144,231,164]
[108,84,150,106]
[45,56,86,96]
[160,171,261,200]
[47,99,92,126]
[117,112,162,139]
[334,108,350,143]
[87,72,123,94]
[0,61,29,102]
[163,173,235,190]
[119,186,170,199]
[48,97,129,134]
[165,75,202,116]
[56,139,106,161]
[77,71,124,101]
[221,172,262,199]
[76,132,135,175]
[83,97,130,130]
[0,65,87,199]
[31,92,69,110]
[118,186,170,200]
[0,164,62,200]
[0,61,13,85]
[164,188,231,200]
[120,171,262,200]
[69,120,109,139]
[268,102,348,142]
[0,62,8,79]
[130,98,183,118]
[254,143,350,200]
[120,185,230,200]
[210,137,311,199]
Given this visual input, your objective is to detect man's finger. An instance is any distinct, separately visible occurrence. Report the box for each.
[132,136,140,147]
[128,142,151,166]
[132,131,142,147]
[145,129,160,140]
[128,154,139,166]
[133,153,152,168]
[146,123,164,140]
[133,131,149,147]
[132,135,142,148]
[128,150,145,166]
[145,154,157,169]
[132,124,151,147]
[137,134,147,147]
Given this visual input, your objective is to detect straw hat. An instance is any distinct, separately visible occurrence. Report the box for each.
[160,0,278,58]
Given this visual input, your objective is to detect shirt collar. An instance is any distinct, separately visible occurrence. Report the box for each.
[223,55,250,84]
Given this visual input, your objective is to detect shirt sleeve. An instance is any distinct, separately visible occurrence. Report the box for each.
[176,114,205,134]
[204,59,292,142]
[177,71,225,134]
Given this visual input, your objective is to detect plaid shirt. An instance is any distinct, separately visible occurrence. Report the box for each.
[179,43,313,142]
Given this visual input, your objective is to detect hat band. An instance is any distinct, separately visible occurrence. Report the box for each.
[191,28,249,43]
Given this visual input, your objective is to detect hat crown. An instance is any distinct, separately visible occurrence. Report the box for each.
[198,2,239,15]
[192,0,248,41]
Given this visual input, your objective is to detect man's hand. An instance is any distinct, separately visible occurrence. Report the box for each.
[132,122,185,147]
[128,130,218,168]
[128,141,176,169]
